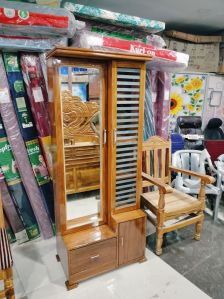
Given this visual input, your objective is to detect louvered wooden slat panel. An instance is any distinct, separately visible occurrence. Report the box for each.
[116,182,136,190]
[115,67,141,208]
[116,177,136,184]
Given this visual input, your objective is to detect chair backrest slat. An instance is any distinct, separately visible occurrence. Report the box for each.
[143,136,171,187]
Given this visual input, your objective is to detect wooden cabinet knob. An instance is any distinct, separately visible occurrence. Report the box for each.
[90,254,100,260]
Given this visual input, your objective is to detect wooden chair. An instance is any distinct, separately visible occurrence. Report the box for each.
[0,194,15,299]
[141,136,215,255]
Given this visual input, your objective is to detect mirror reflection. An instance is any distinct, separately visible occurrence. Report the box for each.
[60,66,102,228]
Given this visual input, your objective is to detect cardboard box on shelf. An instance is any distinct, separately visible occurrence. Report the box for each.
[164,37,220,73]
[165,30,222,44]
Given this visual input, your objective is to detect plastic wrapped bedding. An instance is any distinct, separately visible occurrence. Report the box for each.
[0,120,39,241]
[73,31,189,71]
[4,214,16,243]
[143,71,156,141]
[0,175,29,244]
[151,70,171,140]
[0,1,76,38]
[20,54,51,138]
[3,53,55,229]
[63,2,165,33]
[0,33,67,51]
[0,54,53,239]
[72,18,166,49]
[20,54,52,174]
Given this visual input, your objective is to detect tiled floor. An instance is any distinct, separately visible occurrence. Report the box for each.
[11,237,210,299]
[147,214,224,299]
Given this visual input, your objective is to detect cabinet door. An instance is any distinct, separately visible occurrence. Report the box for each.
[118,217,146,265]
[109,62,146,212]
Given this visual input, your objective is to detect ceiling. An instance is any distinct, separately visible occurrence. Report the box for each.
[75,0,224,34]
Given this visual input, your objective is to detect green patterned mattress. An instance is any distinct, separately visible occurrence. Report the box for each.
[63,2,165,33]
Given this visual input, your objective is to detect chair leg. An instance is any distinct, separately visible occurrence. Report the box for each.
[155,230,164,256]
[194,220,203,241]
[4,268,15,299]
[213,192,222,222]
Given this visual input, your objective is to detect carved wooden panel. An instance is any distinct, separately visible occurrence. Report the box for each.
[62,90,99,141]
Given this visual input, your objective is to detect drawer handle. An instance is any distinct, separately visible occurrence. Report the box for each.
[103,129,107,145]
[114,129,117,145]
[91,254,100,260]
[120,237,124,247]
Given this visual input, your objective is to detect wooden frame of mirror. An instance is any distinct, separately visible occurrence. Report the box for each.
[47,47,151,289]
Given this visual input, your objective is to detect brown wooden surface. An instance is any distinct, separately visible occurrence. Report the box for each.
[142,136,171,187]
[56,234,69,278]
[118,218,146,265]
[69,256,117,286]
[48,48,148,287]
[47,47,152,62]
[0,196,15,299]
[69,238,117,275]
[48,58,67,234]
[112,209,146,223]
[136,63,146,210]
[62,225,116,250]
[142,172,173,194]
[108,60,118,215]
[142,189,201,218]
[141,135,206,255]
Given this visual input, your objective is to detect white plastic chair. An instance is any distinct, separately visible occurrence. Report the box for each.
[215,154,224,195]
[172,149,222,221]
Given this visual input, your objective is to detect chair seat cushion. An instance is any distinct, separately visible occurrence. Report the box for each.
[141,188,201,217]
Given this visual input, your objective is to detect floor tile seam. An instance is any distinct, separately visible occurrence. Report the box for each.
[166,274,212,299]
[182,253,212,276]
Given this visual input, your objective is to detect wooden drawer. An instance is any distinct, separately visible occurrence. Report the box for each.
[69,238,117,278]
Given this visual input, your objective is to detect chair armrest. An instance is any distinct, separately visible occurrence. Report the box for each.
[169,166,215,184]
[142,172,173,194]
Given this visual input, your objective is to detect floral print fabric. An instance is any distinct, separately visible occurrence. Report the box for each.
[169,73,207,132]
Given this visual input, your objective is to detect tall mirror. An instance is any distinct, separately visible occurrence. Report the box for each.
[59,64,105,229]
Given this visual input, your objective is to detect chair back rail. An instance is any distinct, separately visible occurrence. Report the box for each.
[142,136,171,187]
